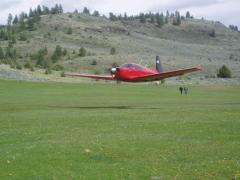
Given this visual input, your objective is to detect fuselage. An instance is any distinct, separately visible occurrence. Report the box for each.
[114,63,159,82]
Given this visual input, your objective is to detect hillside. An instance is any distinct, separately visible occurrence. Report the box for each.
[1,12,240,84]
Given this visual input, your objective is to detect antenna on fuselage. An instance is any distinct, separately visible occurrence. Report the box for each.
[156,56,163,73]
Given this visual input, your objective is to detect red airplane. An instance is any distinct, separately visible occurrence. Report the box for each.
[65,56,202,82]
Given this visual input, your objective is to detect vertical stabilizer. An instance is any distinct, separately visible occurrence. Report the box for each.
[156,56,163,72]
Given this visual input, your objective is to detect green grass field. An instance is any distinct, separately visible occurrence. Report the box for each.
[0,80,240,179]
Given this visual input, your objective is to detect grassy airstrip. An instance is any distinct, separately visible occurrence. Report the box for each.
[0,80,240,179]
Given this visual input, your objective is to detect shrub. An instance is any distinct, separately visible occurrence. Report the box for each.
[16,64,22,70]
[62,48,67,56]
[53,64,64,71]
[91,60,97,65]
[30,66,34,71]
[79,47,86,57]
[209,29,216,37]
[217,65,231,78]
[36,47,48,67]
[24,61,32,69]
[45,68,52,74]
[67,27,72,34]
[112,62,118,67]
[19,33,27,41]
[110,47,116,55]
[60,71,65,77]
[51,45,62,63]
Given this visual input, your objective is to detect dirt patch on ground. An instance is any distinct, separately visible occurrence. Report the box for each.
[101,25,127,33]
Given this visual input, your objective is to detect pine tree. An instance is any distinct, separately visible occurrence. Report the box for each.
[109,13,117,21]
[166,10,169,18]
[27,18,35,31]
[7,13,13,26]
[5,46,11,59]
[93,10,100,17]
[74,9,78,14]
[36,49,45,66]
[55,4,59,13]
[29,8,34,17]
[165,16,169,24]
[67,27,72,34]
[37,5,42,15]
[110,47,116,55]
[12,15,19,24]
[19,20,26,30]
[83,7,90,14]
[150,14,155,23]
[43,47,48,55]
[24,12,28,18]
[79,47,86,57]
[19,33,27,41]
[51,4,60,14]
[124,13,128,20]
[11,35,16,44]
[157,13,164,27]
[0,30,5,40]
[173,11,181,25]
[18,12,26,30]
[42,6,50,14]
[55,45,62,57]
[217,65,231,78]
[139,13,146,23]
[5,46,16,60]
[62,48,67,56]
[59,4,63,13]
[118,14,123,21]
[209,29,216,37]
[176,11,181,25]
[51,45,62,63]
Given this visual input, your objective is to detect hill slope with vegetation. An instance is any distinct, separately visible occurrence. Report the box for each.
[0,4,240,84]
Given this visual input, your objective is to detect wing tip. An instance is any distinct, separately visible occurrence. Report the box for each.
[197,65,203,71]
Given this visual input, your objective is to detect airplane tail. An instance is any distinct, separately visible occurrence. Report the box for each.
[156,56,163,72]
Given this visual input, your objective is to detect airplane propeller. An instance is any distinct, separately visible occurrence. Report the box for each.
[110,67,117,74]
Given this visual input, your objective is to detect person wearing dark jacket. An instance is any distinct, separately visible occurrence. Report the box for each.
[179,86,183,95]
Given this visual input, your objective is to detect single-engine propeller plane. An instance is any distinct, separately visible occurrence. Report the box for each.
[65,56,202,82]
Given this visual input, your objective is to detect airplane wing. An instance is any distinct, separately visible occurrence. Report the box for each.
[132,66,202,82]
[64,73,115,80]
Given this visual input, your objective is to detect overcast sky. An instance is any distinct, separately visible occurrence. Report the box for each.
[0,0,239,27]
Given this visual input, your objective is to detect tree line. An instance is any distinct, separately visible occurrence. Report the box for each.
[108,10,191,27]
[229,25,238,32]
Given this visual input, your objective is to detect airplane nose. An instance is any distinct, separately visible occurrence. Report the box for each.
[111,68,117,74]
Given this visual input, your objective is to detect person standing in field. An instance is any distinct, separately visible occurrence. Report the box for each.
[179,86,183,95]
[184,87,188,95]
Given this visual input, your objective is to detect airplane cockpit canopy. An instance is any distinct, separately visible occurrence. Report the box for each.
[120,63,145,70]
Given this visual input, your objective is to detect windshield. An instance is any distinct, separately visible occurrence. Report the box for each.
[120,63,144,70]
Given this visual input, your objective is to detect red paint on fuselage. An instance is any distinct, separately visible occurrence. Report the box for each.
[114,63,159,82]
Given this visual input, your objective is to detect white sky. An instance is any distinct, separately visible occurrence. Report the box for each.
[0,0,239,27]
